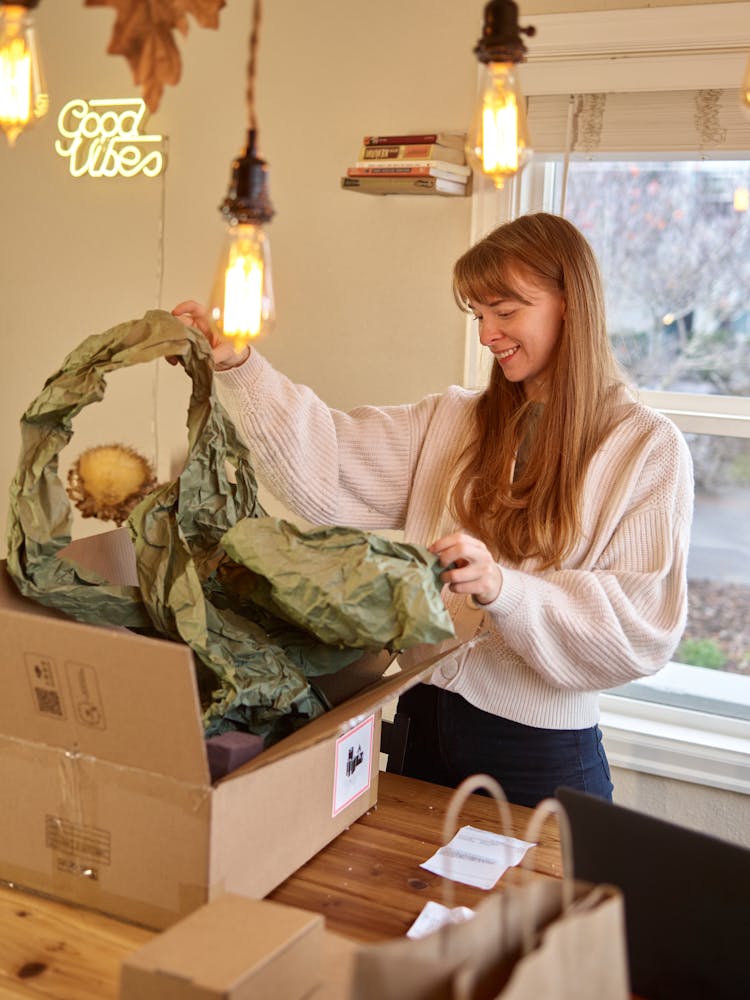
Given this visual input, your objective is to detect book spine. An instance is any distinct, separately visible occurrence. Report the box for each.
[360,143,465,165]
[348,165,437,177]
[363,132,464,148]
[363,134,442,146]
[341,176,467,195]
[352,159,470,177]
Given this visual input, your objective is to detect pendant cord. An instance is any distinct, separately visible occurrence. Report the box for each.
[246,0,262,131]
[151,134,169,479]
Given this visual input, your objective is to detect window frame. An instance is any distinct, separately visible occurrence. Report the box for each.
[518,2,750,97]
[466,2,750,792]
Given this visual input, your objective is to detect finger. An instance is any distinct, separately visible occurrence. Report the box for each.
[444,563,482,586]
[429,532,467,554]
[171,301,221,344]
[435,547,463,569]
[172,299,206,317]
[431,532,488,562]
[439,545,481,571]
[430,541,469,569]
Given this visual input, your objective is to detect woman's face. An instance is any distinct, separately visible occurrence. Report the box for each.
[468,269,566,402]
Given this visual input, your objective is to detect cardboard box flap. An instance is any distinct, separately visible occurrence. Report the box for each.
[59,526,139,585]
[120,895,324,999]
[0,562,209,786]
[229,642,461,778]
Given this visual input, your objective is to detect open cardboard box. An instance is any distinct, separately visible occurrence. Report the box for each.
[0,529,449,930]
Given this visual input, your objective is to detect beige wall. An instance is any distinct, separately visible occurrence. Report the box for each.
[0,0,478,551]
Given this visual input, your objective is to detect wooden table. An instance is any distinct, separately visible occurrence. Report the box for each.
[269,771,561,942]
[0,772,561,999]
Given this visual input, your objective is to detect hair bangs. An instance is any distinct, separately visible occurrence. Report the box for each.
[452,243,530,312]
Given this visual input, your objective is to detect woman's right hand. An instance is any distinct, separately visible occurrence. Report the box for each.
[171,300,251,370]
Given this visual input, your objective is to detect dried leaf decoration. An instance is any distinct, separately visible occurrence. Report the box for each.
[85,0,226,112]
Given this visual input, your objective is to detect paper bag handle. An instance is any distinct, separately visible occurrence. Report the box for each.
[440,773,513,910]
[517,797,575,954]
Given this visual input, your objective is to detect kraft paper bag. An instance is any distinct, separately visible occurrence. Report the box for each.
[451,878,629,1000]
[351,777,630,1000]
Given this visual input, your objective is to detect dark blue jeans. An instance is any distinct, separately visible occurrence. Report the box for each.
[390,684,613,808]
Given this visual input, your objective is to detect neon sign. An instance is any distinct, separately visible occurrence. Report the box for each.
[55,98,165,178]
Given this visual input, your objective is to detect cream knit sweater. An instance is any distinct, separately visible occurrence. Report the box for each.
[218,351,694,730]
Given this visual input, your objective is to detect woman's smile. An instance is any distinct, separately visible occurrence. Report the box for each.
[493,344,520,362]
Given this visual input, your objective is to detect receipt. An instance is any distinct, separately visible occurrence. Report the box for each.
[420,825,535,890]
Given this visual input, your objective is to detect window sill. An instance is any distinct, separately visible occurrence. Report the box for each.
[600,665,750,796]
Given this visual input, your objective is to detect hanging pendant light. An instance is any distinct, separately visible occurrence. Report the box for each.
[0,0,48,147]
[211,128,275,344]
[467,0,535,190]
[209,0,275,347]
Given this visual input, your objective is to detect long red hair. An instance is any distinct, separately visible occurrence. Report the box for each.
[451,213,630,569]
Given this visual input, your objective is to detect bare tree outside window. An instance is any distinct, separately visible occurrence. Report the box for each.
[564,160,750,677]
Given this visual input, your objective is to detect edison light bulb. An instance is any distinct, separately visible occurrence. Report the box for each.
[742,54,750,111]
[466,61,531,189]
[0,1,48,147]
[210,222,274,347]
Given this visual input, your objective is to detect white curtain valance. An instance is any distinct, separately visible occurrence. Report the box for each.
[528,89,750,156]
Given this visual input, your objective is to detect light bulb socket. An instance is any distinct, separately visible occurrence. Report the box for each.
[219,129,275,226]
[473,0,535,65]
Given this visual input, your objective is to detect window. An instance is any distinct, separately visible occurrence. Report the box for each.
[465,3,750,787]
[563,158,750,704]
[490,154,750,722]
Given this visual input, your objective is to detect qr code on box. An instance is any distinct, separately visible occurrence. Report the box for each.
[25,653,66,719]
[34,686,64,718]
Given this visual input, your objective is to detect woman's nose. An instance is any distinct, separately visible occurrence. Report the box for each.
[478,318,500,346]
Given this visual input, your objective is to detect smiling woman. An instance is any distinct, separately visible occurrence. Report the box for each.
[171,211,693,808]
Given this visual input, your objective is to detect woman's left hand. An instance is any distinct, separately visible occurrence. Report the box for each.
[429,532,503,605]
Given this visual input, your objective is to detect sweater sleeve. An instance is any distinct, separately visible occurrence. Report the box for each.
[215,349,440,530]
[478,413,695,691]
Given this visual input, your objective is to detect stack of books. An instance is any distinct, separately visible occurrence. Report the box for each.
[341,131,471,197]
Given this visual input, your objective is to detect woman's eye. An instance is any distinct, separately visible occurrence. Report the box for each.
[471,308,516,321]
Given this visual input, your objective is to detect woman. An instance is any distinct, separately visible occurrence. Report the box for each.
[174,212,693,807]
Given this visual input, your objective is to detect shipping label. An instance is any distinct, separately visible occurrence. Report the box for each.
[332,714,375,816]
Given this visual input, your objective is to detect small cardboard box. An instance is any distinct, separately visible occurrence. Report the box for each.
[119,894,324,1000]
[0,530,445,930]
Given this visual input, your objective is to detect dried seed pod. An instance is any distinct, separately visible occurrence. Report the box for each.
[67,444,157,526]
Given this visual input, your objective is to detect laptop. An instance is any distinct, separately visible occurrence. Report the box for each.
[556,786,750,1000]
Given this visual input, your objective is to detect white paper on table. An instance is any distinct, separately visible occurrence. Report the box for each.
[406,900,476,939]
[420,824,536,891]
